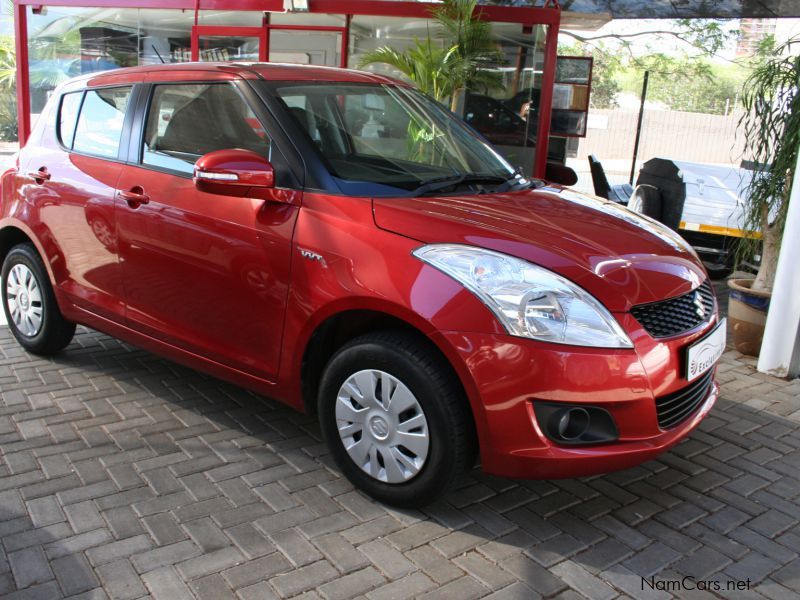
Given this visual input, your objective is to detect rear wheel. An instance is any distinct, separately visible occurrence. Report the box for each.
[2,243,75,355]
[318,331,476,507]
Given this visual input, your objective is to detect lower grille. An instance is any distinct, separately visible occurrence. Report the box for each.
[655,371,714,429]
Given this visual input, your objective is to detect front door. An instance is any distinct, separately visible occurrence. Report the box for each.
[115,82,298,379]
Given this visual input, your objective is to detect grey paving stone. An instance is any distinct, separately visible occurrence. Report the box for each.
[141,566,195,600]
[359,538,416,580]
[674,545,733,579]
[86,535,153,567]
[95,559,148,600]
[550,560,617,600]
[8,545,54,590]
[221,553,291,590]
[269,560,338,598]
[270,528,323,567]
[51,553,100,596]
[103,506,146,540]
[26,495,65,527]
[2,328,799,600]
[141,512,187,546]
[64,501,105,534]
[131,540,202,574]
[453,552,516,590]
[622,543,682,578]
[312,532,370,574]
[188,573,233,600]
[365,571,436,600]
[175,546,245,580]
[417,575,488,600]
[183,517,230,552]
[405,545,464,585]
[317,566,385,600]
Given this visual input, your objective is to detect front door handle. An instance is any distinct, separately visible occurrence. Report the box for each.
[28,167,50,184]
[118,187,150,208]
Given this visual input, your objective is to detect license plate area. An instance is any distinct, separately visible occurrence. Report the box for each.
[685,318,727,381]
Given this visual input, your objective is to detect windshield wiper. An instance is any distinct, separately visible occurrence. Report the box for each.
[411,174,509,196]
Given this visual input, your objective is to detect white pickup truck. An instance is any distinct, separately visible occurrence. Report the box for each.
[628,158,759,277]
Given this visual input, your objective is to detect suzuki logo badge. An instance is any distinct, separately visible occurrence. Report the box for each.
[693,292,706,319]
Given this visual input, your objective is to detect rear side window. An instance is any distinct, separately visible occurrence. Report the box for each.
[142,83,270,175]
[58,92,82,148]
[73,87,132,159]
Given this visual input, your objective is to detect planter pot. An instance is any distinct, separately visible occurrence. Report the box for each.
[727,278,771,356]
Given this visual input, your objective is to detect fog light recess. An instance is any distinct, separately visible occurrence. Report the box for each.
[533,402,618,445]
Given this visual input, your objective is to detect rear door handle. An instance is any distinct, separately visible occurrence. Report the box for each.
[117,187,150,208]
[28,167,50,183]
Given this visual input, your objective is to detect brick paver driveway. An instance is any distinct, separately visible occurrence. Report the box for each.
[1,296,799,598]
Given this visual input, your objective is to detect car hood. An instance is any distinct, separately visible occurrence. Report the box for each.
[373,185,707,313]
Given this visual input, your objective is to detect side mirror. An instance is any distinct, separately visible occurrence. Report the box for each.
[194,149,274,197]
[545,162,578,186]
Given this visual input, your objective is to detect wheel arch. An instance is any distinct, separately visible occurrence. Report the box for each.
[296,305,486,454]
[0,222,57,286]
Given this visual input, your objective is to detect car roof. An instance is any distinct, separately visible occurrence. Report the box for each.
[63,62,405,90]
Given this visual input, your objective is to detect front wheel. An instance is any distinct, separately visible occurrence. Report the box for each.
[318,331,476,507]
[2,243,76,355]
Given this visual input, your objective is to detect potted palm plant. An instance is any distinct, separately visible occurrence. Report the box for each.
[728,38,799,355]
[358,0,502,113]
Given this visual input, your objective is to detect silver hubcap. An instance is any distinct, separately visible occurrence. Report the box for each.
[336,369,430,484]
[6,264,43,337]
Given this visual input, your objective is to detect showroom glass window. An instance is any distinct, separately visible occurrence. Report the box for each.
[25,7,194,123]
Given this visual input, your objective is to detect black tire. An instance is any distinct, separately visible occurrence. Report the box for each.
[318,331,476,507]
[1,243,76,355]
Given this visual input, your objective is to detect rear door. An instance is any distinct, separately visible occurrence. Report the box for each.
[19,84,136,322]
[115,79,300,380]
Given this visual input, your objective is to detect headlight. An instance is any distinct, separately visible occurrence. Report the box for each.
[413,244,633,348]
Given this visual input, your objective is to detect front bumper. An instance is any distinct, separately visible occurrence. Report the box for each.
[434,313,720,480]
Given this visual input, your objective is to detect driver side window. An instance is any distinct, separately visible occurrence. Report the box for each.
[142,83,270,176]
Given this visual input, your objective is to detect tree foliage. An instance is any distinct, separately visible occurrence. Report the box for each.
[617,59,747,114]
[560,18,746,114]
[736,37,800,292]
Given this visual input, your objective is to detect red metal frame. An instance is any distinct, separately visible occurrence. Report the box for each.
[191,26,268,62]
[13,0,560,178]
[14,3,29,149]
[534,20,558,179]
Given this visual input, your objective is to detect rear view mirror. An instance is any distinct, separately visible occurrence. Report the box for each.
[194,149,274,197]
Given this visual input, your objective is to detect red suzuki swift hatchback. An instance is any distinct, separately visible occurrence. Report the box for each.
[0,63,725,506]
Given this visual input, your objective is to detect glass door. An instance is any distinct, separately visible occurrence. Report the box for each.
[191,26,267,62]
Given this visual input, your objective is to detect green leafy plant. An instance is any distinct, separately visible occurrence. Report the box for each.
[737,37,800,292]
[358,0,503,113]
[359,37,453,103]
[0,93,17,142]
[0,34,17,142]
[430,0,503,113]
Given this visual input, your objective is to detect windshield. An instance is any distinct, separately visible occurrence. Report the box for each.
[267,82,521,195]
